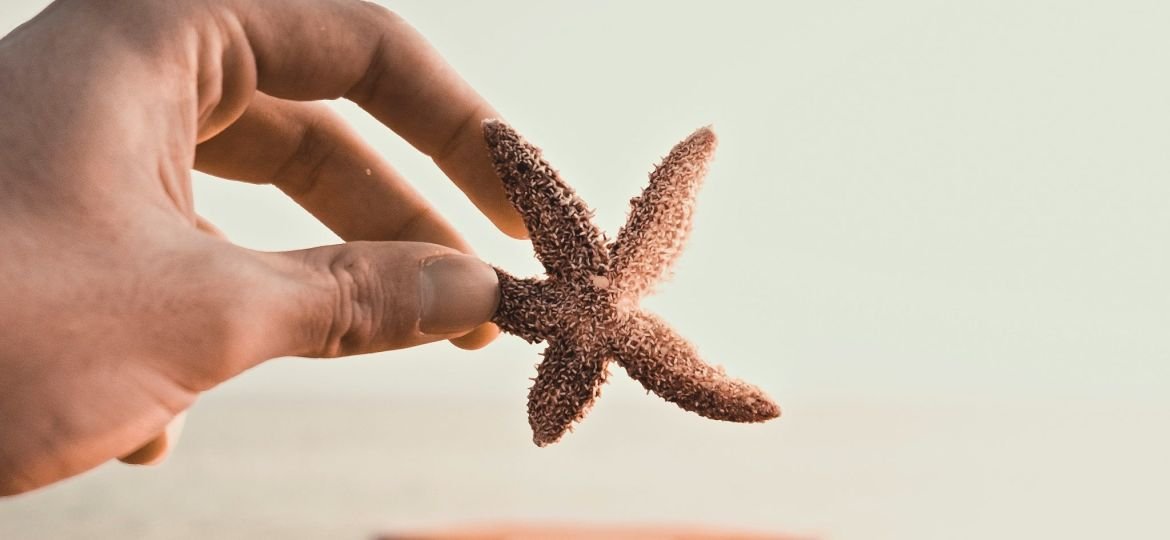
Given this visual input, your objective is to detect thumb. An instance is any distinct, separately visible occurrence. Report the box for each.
[234,241,500,364]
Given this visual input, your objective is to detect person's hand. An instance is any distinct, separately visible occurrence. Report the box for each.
[0,0,527,495]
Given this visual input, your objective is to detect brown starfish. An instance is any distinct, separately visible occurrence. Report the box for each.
[483,120,780,446]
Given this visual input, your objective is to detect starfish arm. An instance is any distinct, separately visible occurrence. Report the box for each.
[610,126,717,298]
[610,310,779,423]
[483,120,609,279]
[491,269,550,344]
[527,338,609,447]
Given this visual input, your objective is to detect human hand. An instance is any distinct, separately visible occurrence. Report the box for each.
[0,0,525,495]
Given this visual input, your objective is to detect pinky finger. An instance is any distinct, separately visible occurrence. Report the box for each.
[118,412,188,466]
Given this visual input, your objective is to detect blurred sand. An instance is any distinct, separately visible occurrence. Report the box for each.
[1,394,1166,539]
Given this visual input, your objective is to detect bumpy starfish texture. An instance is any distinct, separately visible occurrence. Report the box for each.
[484,120,780,447]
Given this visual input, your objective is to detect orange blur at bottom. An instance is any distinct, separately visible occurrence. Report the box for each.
[377,523,816,540]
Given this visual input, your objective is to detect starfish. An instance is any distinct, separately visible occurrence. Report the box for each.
[483,120,780,447]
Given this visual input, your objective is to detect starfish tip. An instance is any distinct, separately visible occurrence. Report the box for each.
[481,118,514,145]
[761,400,782,420]
[687,125,719,151]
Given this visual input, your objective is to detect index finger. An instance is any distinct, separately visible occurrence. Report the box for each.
[199,0,527,238]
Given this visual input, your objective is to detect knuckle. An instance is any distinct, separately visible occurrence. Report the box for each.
[271,116,340,196]
[344,2,407,105]
[318,248,382,357]
[432,103,487,164]
[394,205,437,240]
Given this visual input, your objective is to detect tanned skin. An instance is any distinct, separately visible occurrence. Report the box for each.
[0,0,524,495]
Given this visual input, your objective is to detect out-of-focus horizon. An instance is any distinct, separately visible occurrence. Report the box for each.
[2,0,1169,538]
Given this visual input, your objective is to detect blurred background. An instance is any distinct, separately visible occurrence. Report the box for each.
[3,0,1170,538]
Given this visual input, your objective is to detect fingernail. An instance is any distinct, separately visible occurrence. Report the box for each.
[419,254,500,335]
